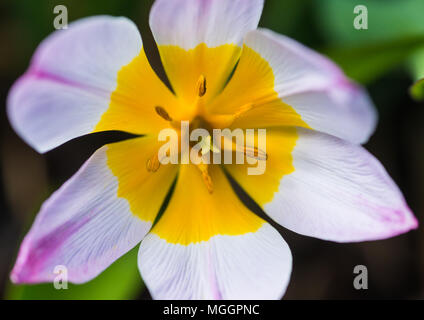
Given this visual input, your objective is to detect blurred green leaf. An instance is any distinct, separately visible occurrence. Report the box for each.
[409,47,424,100]
[6,246,143,300]
[410,78,424,101]
[317,0,424,46]
[261,0,308,35]
[409,48,424,80]
[324,37,424,84]
[317,0,424,84]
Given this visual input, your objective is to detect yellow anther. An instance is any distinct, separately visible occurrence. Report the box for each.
[196,75,207,97]
[146,153,161,172]
[155,106,173,121]
[196,163,213,194]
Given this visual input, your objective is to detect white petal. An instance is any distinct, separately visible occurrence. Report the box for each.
[7,16,142,153]
[149,0,264,49]
[139,223,292,300]
[242,29,377,144]
[11,137,177,284]
[263,128,418,242]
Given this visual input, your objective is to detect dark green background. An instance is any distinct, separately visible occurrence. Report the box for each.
[0,0,423,299]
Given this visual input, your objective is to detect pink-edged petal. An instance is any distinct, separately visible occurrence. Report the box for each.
[7,16,142,153]
[138,223,292,300]
[272,129,417,242]
[150,0,264,49]
[228,128,417,243]
[11,136,177,284]
[247,28,377,144]
[8,78,111,154]
[213,28,377,144]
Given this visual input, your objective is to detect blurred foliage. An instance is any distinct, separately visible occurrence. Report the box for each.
[324,36,424,84]
[410,78,424,101]
[410,48,424,100]
[317,0,424,85]
[317,0,424,46]
[6,247,142,300]
[410,48,424,80]
[261,0,311,39]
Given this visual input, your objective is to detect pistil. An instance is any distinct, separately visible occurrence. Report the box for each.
[196,163,213,194]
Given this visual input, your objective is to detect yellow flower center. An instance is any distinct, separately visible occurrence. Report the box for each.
[148,74,266,193]
[93,43,307,244]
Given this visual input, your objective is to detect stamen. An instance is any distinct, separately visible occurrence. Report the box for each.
[207,103,254,128]
[234,103,254,119]
[146,153,161,172]
[155,106,173,121]
[196,163,213,194]
[220,136,268,161]
[243,146,268,161]
[196,75,207,97]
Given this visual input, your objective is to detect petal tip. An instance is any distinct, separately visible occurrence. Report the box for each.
[6,74,51,154]
[405,208,419,231]
[383,205,419,239]
[9,266,31,285]
[9,239,37,284]
[9,269,21,284]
